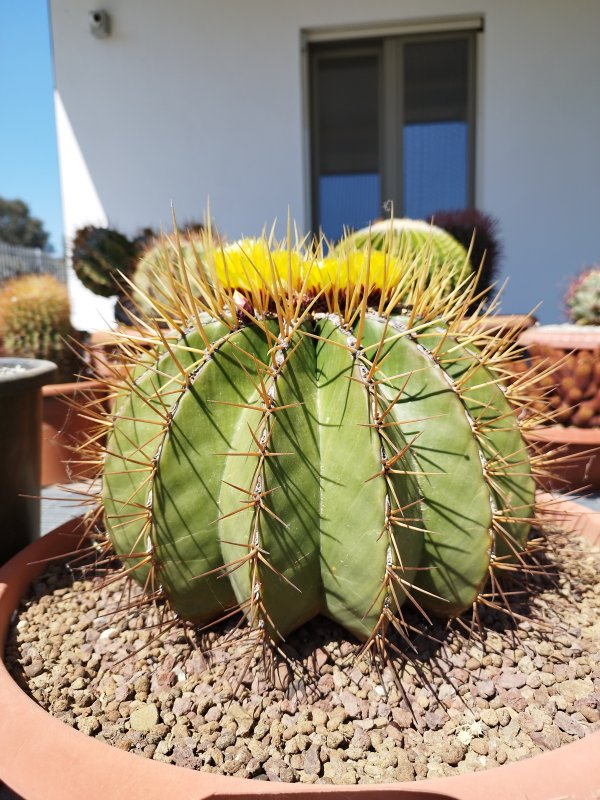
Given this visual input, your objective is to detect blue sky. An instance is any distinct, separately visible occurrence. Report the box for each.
[0,1,63,254]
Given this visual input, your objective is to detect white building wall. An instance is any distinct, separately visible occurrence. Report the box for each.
[50,0,600,325]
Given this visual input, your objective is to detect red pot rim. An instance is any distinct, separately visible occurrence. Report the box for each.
[526,425,600,445]
[518,325,600,351]
[42,379,107,398]
[1,502,599,799]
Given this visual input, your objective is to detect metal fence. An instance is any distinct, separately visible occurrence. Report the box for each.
[0,242,67,284]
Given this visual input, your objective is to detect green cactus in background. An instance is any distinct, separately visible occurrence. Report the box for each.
[0,273,77,380]
[335,217,472,293]
[72,226,137,297]
[94,226,541,652]
[130,234,205,319]
[565,265,600,325]
[432,208,502,302]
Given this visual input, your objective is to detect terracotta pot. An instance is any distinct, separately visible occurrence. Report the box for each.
[518,324,600,491]
[469,313,537,337]
[41,379,108,486]
[536,491,600,544]
[527,425,600,491]
[1,504,600,800]
[519,324,600,352]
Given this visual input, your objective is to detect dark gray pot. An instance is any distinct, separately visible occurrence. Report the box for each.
[0,358,57,564]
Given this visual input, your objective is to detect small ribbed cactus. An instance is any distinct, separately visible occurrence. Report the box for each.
[0,273,76,379]
[565,265,600,325]
[72,226,137,297]
[94,222,543,651]
[131,234,204,318]
[337,218,471,292]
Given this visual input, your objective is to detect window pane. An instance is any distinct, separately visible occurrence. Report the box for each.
[403,122,468,218]
[313,52,381,240]
[319,173,381,241]
[403,38,470,219]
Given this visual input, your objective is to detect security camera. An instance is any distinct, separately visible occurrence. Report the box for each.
[89,9,110,38]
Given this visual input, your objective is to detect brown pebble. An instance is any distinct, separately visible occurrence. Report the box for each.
[477,679,496,699]
[303,744,322,776]
[440,742,466,766]
[23,660,44,678]
[526,673,542,689]
[129,703,159,732]
[497,708,511,727]
[498,672,526,690]
[391,708,413,728]
[470,738,488,756]
[578,705,599,724]
[77,715,100,736]
[114,738,132,752]
[554,710,588,737]
[264,757,294,782]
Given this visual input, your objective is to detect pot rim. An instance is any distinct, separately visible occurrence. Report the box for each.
[1,502,599,800]
[526,425,600,445]
[42,378,107,398]
[0,357,57,397]
[518,324,600,350]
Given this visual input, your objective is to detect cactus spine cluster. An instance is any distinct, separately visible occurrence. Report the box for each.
[0,273,75,378]
[565,265,600,325]
[95,222,541,651]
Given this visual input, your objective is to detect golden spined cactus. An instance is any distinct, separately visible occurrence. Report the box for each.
[0,273,77,380]
[89,220,549,661]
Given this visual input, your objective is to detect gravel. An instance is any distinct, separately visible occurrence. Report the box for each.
[0,365,26,377]
[4,529,600,785]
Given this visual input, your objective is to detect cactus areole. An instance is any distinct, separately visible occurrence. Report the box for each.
[101,227,536,648]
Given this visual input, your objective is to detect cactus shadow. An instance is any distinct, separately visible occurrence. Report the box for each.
[210,527,567,717]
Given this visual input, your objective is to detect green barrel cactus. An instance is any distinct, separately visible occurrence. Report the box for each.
[0,273,78,381]
[131,233,205,319]
[565,264,600,325]
[98,230,538,648]
[335,217,472,293]
[72,225,137,297]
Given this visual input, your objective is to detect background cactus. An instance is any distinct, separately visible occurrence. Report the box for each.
[92,226,544,655]
[565,265,600,325]
[130,233,205,319]
[335,218,471,295]
[432,208,502,302]
[72,225,137,297]
[0,273,79,382]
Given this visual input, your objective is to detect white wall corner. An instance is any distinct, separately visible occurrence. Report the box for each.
[54,90,115,331]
